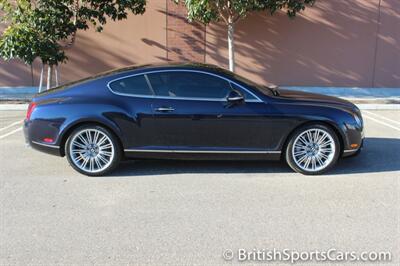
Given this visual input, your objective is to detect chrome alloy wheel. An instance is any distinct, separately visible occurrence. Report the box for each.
[69,129,115,173]
[291,128,336,172]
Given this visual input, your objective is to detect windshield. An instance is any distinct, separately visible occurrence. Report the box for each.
[219,70,275,96]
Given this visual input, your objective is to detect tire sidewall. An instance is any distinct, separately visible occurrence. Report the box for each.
[65,125,121,176]
[285,124,340,175]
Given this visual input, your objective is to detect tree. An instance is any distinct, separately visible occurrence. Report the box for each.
[177,0,315,72]
[0,0,146,91]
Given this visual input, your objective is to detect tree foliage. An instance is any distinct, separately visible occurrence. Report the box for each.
[180,0,315,24]
[0,0,146,66]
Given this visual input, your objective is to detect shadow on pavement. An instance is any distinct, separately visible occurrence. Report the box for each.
[331,137,400,175]
[113,160,291,177]
[111,138,400,177]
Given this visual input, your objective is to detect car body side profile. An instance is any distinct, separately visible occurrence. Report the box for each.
[24,63,364,176]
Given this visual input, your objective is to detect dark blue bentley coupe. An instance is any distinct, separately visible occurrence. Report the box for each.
[24,63,364,176]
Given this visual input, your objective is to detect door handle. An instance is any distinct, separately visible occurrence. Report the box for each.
[155,107,175,112]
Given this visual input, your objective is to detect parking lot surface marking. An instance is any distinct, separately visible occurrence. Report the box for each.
[363,110,400,126]
[362,113,400,132]
[0,120,23,132]
[0,126,22,140]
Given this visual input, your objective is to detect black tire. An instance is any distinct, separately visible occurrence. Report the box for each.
[65,124,122,176]
[285,124,340,175]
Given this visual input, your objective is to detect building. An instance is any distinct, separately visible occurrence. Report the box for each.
[0,0,399,88]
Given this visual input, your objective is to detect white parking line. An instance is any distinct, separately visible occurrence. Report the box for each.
[0,120,23,132]
[362,114,400,132]
[363,110,400,126]
[0,127,22,140]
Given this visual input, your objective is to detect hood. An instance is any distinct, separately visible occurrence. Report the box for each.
[276,89,356,109]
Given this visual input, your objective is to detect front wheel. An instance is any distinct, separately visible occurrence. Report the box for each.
[65,125,121,176]
[285,124,340,175]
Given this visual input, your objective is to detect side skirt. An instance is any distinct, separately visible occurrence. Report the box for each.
[123,149,282,161]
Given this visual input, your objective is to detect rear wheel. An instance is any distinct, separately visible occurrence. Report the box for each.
[65,125,121,176]
[285,124,340,175]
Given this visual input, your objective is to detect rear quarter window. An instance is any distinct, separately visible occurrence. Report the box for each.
[109,75,152,96]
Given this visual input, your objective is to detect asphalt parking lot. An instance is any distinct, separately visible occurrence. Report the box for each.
[0,110,399,265]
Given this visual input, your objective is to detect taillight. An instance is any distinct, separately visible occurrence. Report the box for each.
[26,102,37,120]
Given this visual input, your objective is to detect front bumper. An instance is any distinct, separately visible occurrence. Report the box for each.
[342,137,364,157]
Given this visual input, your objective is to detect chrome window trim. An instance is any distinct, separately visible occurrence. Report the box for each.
[32,141,60,149]
[124,149,281,154]
[107,69,263,103]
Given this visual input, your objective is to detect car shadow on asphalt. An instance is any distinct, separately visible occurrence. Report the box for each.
[330,137,400,175]
[110,137,400,177]
[114,160,292,176]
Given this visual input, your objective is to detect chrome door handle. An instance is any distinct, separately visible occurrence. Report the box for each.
[155,107,175,112]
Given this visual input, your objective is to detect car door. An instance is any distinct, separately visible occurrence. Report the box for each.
[145,70,271,151]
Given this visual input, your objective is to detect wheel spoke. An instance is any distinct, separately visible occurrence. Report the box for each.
[299,136,309,145]
[311,157,316,170]
[320,141,332,147]
[97,136,108,146]
[93,130,100,144]
[77,135,88,146]
[101,151,113,157]
[74,154,85,163]
[304,157,311,169]
[298,154,308,165]
[81,156,90,169]
[320,152,329,160]
[294,150,307,157]
[320,147,332,153]
[72,141,86,149]
[100,143,112,150]
[317,133,327,145]
[97,154,109,165]
[313,129,319,143]
[305,131,312,143]
[94,156,102,169]
[86,130,93,144]
[316,155,324,167]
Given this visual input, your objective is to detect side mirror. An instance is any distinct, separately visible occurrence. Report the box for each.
[226,90,244,103]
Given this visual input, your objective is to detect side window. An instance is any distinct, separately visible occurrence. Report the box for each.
[109,75,152,96]
[230,82,257,100]
[147,71,232,99]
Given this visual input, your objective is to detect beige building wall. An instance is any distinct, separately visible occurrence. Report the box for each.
[206,0,399,87]
[0,0,399,88]
[373,0,400,87]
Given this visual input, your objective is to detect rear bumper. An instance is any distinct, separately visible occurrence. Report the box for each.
[24,120,62,156]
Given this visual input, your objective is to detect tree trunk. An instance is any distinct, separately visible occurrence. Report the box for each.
[46,65,53,90]
[30,64,34,86]
[38,63,44,93]
[55,65,59,86]
[227,19,235,72]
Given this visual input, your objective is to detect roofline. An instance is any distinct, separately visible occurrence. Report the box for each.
[36,62,230,96]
